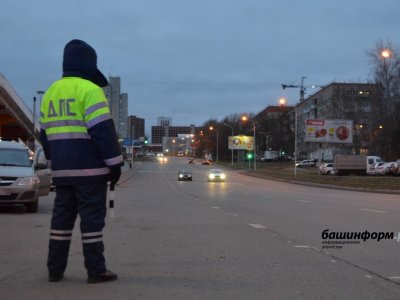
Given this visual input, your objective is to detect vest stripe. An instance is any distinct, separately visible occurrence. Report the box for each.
[86,114,112,129]
[104,155,123,166]
[47,132,90,141]
[52,167,110,177]
[85,102,108,115]
[41,119,86,130]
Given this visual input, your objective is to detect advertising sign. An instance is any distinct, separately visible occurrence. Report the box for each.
[305,119,353,143]
[228,136,254,150]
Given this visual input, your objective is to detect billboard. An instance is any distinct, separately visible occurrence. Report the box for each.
[228,135,254,150]
[305,119,353,143]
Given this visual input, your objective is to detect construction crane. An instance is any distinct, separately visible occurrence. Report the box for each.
[281,76,324,102]
[281,76,307,102]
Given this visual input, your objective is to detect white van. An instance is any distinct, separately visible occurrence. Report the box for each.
[0,140,52,212]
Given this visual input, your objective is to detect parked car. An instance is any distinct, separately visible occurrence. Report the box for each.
[385,161,398,175]
[319,163,336,175]
[296,159,316,167]
[208,169,226,182]
[177,170,192,181]
[202,160,210,165]
[0,141,52,212]
[370,162,390,175]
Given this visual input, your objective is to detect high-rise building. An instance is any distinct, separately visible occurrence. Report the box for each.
[127,115,145,140]
[103,77,128,138]
[151,124,196,144]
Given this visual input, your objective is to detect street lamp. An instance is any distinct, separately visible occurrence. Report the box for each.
[279,97,287,107]
[241,115,256,171]
[223,123,234,165]
[172,139,176,157]
[209,126,219,163]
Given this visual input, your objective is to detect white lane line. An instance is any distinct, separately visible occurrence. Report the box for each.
[365,275,373,279]
[225,212,239,217]
[388,276,400,280]
[211,206,220,209]
[297,200,312,203]
[294,245,310,248]
[361,208,387,214]
[248,224,267,229]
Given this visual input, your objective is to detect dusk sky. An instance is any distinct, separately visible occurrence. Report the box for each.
[1,0,399,135]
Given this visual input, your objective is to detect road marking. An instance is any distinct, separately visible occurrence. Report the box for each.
[361,208,387,214]
[297,200,312,203]
[225,212,239,217]
[211,206,220,209]
[388,276,400,280]
[248,224,267,229]
[330,260,336,263]
[294,245,310,248]
[365,275,372,279]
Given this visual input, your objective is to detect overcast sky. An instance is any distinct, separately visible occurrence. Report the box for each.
[1,0,399,135]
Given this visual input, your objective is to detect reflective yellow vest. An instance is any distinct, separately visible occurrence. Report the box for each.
[40,77,122,185]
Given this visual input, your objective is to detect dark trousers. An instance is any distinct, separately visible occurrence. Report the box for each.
[47,183,108,276]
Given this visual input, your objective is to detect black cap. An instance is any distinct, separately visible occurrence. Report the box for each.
[62,39,108,87]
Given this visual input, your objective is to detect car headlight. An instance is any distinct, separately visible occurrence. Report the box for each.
[179,174,183,178]
[209,174,215,179]
[220,174,226,179]
[18,176,40,186]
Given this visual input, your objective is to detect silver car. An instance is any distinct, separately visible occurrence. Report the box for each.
[0,141,52,212]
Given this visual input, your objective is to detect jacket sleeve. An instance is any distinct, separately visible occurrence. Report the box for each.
[84,87,123,168]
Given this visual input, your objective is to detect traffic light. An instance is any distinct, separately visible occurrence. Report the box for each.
[247,152,253,160]
[144,137,148,144]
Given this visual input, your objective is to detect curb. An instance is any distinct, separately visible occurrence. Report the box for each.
[239,171,400,195]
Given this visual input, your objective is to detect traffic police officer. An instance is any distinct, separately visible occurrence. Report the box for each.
[40,39,123,283]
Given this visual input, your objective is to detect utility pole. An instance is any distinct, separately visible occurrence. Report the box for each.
[281,77,324,177]
[281,76,306,177]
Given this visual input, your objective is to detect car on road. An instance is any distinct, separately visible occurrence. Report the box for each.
[177,170,192,181]
[208,169,226,182]
[0,140,52,212]
[188,158,195,164]
[157,155,168,163]
[202,160,210,165]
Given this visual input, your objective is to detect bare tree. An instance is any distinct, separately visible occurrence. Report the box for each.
[366,40,400,159]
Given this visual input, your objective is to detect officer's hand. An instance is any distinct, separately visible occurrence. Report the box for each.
[109,166,121,185]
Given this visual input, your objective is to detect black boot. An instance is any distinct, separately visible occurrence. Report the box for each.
[87,270,118,283]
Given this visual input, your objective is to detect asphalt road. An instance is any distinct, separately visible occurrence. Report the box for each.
[1,157,400,299]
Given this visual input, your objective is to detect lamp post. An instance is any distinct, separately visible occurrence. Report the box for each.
[223,123,234,166]
[172,139,176,157]
[209,126,219,163]
[32,96,36,144]
[241,115,256,171]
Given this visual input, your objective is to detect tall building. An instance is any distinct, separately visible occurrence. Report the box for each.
[151,124,195,144]
[127,115,145,140]
[157,117,172,126]
[103,77,128,138]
